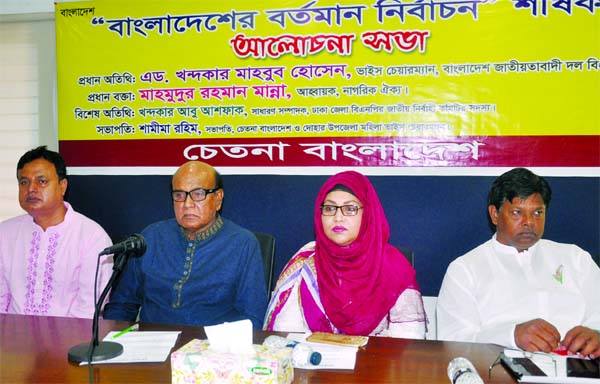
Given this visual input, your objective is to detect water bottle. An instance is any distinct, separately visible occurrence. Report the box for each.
[263,335,322,368]
[447,357,484,384]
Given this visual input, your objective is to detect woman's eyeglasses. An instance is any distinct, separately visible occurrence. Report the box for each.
[320,205,363,216]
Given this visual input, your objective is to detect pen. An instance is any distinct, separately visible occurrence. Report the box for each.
[112,323,139,339]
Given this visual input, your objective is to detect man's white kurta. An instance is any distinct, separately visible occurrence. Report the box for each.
[437,236,600,348]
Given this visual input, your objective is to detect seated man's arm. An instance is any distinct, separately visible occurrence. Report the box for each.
[72,228,113,319]
[437,261,516,347]
[102,255,143,322]
[562,326,600,358]
[437,261,481,341]
[514,318,560,353]
[562,249,600,357]
[234,236,268,329]
[0,250,11,312]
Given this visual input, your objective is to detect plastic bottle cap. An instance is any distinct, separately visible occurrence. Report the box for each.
[309,351,322,365]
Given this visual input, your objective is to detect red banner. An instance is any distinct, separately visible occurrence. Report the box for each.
[60,136,600,167]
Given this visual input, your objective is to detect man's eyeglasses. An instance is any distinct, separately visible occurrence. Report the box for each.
[171,187,218,202]
[320,205,363,216]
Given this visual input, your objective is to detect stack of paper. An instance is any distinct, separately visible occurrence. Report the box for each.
[81,331,181,365]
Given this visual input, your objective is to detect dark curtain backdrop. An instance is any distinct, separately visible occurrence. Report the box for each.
[67,175,600,296]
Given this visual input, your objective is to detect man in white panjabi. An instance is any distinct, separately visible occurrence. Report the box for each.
[437,168,600,358]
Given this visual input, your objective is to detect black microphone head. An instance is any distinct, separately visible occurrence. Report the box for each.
[129,233,146,256]
[99,233,147,256]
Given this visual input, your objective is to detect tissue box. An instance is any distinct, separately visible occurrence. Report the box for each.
[171,339,293,384]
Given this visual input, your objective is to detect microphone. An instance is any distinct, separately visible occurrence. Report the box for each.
[68,233,146,364]
[447,357,484,384]
[99,233,146,256]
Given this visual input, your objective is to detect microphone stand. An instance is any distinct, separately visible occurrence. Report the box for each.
[67,249,132,363]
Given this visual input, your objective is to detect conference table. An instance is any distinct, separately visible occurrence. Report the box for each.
[0,313,517,383]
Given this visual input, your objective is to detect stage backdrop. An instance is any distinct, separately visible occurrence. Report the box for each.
[55,0,599,296]
[55,0,599,169]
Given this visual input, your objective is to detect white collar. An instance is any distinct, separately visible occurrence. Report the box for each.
[491,233,540,256]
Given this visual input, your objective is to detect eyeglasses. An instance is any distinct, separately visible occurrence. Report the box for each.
[320,205,363,216]
[171,187,218,202]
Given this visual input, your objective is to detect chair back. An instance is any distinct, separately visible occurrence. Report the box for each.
[396,246,414,267]
[253,231,276,296]
[423,296,438,340]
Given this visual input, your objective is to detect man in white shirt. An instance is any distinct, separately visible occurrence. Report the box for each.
[437,168,600,358]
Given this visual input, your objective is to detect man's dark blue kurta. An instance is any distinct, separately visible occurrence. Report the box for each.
[104,216,267,329]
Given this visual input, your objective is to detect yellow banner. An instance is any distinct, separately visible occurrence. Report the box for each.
[56,0,599,142]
